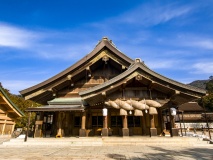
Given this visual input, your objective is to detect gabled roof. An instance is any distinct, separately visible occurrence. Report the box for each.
[0,86,24,117]
[79,61,206,104]
[20,37,133,98]
[178,102,203,112]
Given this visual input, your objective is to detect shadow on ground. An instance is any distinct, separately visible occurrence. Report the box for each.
[106,146,213,160]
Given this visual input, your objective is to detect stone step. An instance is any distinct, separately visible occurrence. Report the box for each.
[2,136,211,147]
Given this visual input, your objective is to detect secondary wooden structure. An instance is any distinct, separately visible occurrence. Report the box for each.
[20,37,206,137]
[0,85,24,136]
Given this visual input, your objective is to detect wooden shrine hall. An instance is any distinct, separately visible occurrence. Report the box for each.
[0,85,24,136]
[20,37,206,138]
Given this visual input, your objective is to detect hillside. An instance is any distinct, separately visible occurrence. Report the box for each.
[188,80,209,89]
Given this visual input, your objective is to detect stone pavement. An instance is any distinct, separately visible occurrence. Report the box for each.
[0,139,213,160]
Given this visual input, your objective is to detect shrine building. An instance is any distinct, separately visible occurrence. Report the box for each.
[0,85,24,136]
[20,37,206,138]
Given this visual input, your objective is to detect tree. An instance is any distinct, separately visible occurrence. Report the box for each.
[199,77,213,111]
[206,76,213,93]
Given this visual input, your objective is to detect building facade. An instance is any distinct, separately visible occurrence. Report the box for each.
[0,85,24,136]
[20,37,206,138]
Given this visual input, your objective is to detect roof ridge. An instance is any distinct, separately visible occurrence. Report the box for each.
[0,86,25,116]
[20,37,133,96]
[79,62,206,96]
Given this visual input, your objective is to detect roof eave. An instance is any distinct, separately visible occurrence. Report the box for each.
[20,38,133,96]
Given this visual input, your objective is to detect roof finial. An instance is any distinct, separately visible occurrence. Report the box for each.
[102,37,108,41]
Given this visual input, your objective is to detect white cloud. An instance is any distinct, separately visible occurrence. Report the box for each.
[0,22,40,48]
[192,62,213,74]
[176,34,213,50]
[145,59,181,69]
[0,22,99,60]
[188,39,213,50]
[109,3,192,26]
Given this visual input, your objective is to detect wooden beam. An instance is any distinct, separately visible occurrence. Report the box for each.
[0,116,14,121]
[25,89,46,100]
[125,87,147,91]
[7,110,15,113]
[148,81,156,89]
[0,120,15,124]
[0,109,6,114]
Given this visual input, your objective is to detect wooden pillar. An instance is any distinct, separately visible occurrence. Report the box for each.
[24,112,31,142]
[1,112,7,135]
[122,115,129,136]
[81,112,86,129]
[142,111,147,135]
[11,123,15,136]
[103,116,107,128]
[150,114,157,136]
[150,115,155,128]
[168,107,173,137]
[1,122,6,135]
[102,108,108,137]
[168,106,179,137]
[181,111,186,136]
[56,112,63,138]
[79,111,86,137]
[177,110,183,136]
[102,116,108,136]
[159,109,165,133]
[123,115,127,128]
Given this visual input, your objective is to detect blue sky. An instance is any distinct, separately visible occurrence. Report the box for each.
[0,0,213,94]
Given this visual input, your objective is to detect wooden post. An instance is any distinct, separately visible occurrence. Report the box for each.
[81,112,86,129]
[177,109,183,136]
[102,115,108,136]
[24,112,31,142]
[102,107,108,137]
[168,107,173,137]
[150,115,155,128]
[141,112,147,135]
[123,115,127,128]
[1,112,7,135]
[79,111,86,137]
[122,115,129,136]
[149,114,157,136]
[181,111,186,136]
[103,116,107,129]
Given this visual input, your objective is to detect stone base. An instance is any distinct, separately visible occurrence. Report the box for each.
[172,128,179,136]
[101,128,108,137]
[34,129,42,138]
[122,128,129,137]
[150,128,157,137]
[79,129,86,137]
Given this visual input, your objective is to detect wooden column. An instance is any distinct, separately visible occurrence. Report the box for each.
[25,112,31,142]
[79,111,86,137]
[177,110,183,136]
[102,115,108,136]
[81,112,86,129]
[56,112,65,138]
[122,115,129,136]
[103,116,107,129]
[150,115,155,128]
[159,109,165,133]
[1,112,7,135]
[123,115,127,128]
[169,106,179,137]
[168,107,173,137]
[142,111,147,135]
[150,114,157,137]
